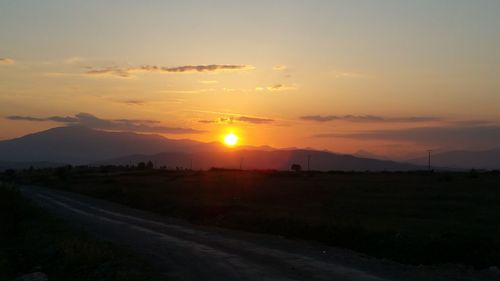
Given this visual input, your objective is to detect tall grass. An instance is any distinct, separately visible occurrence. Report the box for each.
[0,183,162,281]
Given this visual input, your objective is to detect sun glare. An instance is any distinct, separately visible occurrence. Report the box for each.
[224,132,239,147]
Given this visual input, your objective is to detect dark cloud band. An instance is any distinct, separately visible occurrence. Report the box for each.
[300,115,441,123]
[199,116,274,125]
[86,64,254,78]
[6,113,204,134]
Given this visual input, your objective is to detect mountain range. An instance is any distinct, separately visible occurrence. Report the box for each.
[0,126,422,171]
[1,126,498,171]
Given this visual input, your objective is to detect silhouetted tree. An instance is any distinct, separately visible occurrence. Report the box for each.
[4,169,16,179]
[291,163,302,172]
[55,165,72,180]
[146,160,154,169]
[137,162,146,169]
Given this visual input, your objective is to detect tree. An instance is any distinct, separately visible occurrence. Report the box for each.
[291,163,302,172]
[146,160,154,169]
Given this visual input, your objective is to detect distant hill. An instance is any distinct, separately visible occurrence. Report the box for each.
[0,126,221,165]
[0,126,421,171]
[353,150,389,161]
[407,149,500,170]
[0,161,66,171]
[97,149,421,171]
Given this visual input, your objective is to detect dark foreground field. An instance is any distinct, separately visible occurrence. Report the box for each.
[6,167,500,269]
[0,183,162,281]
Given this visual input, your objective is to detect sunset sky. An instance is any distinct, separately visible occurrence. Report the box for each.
[1,0,500,159]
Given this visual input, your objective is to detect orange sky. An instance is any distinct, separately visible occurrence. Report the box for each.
[1,1,500,159]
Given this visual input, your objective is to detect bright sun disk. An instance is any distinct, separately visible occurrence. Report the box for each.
[224,132,239,146]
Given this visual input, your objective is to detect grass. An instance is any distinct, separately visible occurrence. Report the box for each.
[7,167,500,268]
[0,183,163,281]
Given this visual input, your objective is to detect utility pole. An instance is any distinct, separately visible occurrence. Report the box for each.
[427,150,432,171]
[307,154,311,171]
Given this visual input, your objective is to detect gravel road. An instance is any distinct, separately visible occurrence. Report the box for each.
[20,186,493,281]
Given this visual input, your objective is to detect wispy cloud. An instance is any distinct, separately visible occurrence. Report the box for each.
[121,100,146,105]
[256,84,297,92]
[300,115,441,123]
[86,67,132,78]
[199,115,274,125]
[0,58,15,65]
[7,115,78,122]
[272,65,287,71]
[236,116,274,124]
[85,64,255,78]
[6,113,204,134]
[160,88,215,94]
[63,56,84,64]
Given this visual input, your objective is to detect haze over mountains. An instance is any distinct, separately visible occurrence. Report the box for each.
[97,149,421,171]
[0,126,416,171]
[407,149,500,170]
[0,126,498,171]
[0,126,217,164]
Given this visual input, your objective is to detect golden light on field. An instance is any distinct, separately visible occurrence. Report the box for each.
[224,132,239,147]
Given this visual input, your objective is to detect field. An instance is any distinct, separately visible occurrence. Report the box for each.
[0,183,162,281]
[6,167,500,268]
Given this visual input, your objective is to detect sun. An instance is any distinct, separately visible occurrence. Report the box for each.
[224,132,239,147]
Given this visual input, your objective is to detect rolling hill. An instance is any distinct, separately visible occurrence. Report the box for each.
[0,126,421,171]
[0,126,220,164]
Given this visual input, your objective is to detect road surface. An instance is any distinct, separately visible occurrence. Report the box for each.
[20,186,491,281]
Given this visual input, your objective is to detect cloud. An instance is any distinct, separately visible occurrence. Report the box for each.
[86,67,132,78]
[7,115,78,122]
[43,72,75,77]
[273,65,287,71]
[86,64,254,78]
[451,119,493,126]
[122,100,146,105]
[160,88,215,94]
[268,84,284,91]
[63,57,83,64]
[198,119,218,124]
[236,116,274,124]
[313,125,500,148]
[0,58,15,65]
[255,84,297,92]
[6,113,204,134]
[300,115,441,123]
[199,116,274,125]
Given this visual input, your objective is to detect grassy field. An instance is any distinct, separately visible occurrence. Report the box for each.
[0,183,163,281]
[7,167,500,268]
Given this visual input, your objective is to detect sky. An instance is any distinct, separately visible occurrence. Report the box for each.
[1,0,500,159]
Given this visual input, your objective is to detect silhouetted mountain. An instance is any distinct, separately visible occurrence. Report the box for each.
[407,149,500,170]
[98,149,420,171]
[0,126,421,171]
[0,126,221,164]
[353,150,389,161]
[0,161,66,171]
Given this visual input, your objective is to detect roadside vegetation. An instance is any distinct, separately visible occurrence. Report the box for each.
[5,166,500,269]
[0,182,162,281]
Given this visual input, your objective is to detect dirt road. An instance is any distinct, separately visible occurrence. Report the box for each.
[20,186,491,281]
